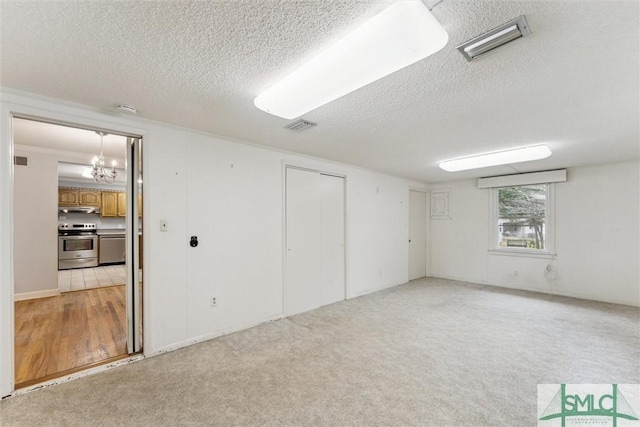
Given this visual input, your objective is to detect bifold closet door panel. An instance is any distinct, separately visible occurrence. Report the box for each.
[285,168,321,316]
[409,190,427,280]
[320,174,345,306]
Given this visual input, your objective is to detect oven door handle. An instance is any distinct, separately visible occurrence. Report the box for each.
[60,236,97,239]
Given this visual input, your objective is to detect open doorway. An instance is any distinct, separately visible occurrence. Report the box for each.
[12,117,142,388]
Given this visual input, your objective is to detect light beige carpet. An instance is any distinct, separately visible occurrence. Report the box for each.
[2,277,639,426]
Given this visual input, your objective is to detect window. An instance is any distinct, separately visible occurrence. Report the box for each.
[490,183,555,256]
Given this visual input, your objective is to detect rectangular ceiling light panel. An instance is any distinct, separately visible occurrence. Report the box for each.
[457,15,530,61]
[439,145,552,172]
[254,1,449,119]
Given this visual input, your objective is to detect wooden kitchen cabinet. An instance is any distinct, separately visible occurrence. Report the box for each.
[59,188,101,207]
[100,192,119,217]
[100,191,140,218]
[79,190,100,206]
[58,188,79,206]
[117,192,127,217]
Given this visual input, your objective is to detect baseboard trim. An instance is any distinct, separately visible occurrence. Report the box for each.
[352,280,405,298]
[14,289,60,301]
[428,274,640,307]
[146,313,284,358]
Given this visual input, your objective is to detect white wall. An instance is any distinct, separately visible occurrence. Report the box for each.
[1,90,426,395]
[13,148,59,297]
[146,131,417,352]
[429,161,640,306]
[347,171,410,296]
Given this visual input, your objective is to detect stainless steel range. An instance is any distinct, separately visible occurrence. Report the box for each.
[58,223,98,270]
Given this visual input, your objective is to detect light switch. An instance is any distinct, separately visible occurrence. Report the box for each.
[160,220,168,232]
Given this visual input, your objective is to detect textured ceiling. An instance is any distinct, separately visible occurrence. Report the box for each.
[2,0,638,182]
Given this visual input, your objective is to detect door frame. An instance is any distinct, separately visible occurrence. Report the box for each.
[0,98,147,396]
[408,188,430,280]
[126,136,143,353]
[282,163,348,316]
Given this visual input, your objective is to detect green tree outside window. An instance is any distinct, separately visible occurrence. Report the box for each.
[498,184,546,249]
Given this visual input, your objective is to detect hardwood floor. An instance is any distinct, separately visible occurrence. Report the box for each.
[14,285,128,387]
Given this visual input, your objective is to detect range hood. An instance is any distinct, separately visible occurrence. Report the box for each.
[58,206,100,214]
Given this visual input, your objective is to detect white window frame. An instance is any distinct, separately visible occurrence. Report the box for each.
[488,183,556,259]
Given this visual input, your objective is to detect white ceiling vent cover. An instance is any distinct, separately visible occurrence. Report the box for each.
[457,15,531,61]
[285,119,317,132]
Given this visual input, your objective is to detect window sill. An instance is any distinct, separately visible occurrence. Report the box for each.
[488,249,557,260]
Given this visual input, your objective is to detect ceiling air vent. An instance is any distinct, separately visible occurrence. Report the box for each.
[285,119,317,132]
[457,15,531,61]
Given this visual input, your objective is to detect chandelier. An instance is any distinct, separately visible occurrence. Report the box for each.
[91,131,117,184]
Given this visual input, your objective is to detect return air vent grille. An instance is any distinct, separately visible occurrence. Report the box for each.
[457,15,531,61]
[14,156,28,166]
[285,119,317,132]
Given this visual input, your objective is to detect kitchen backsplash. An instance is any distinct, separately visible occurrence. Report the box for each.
[58,212,141,230]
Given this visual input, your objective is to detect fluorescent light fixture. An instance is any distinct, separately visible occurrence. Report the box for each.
[254,1,448,119]
[439,145,552,172]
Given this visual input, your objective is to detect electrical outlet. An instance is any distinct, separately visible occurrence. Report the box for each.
[160,220,168,232]
[210,296,218,308]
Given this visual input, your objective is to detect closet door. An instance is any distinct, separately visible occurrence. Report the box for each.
[320,174,345,306]
[285,169,346,316]
[285,168,321,316]
[409,190,427,280]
